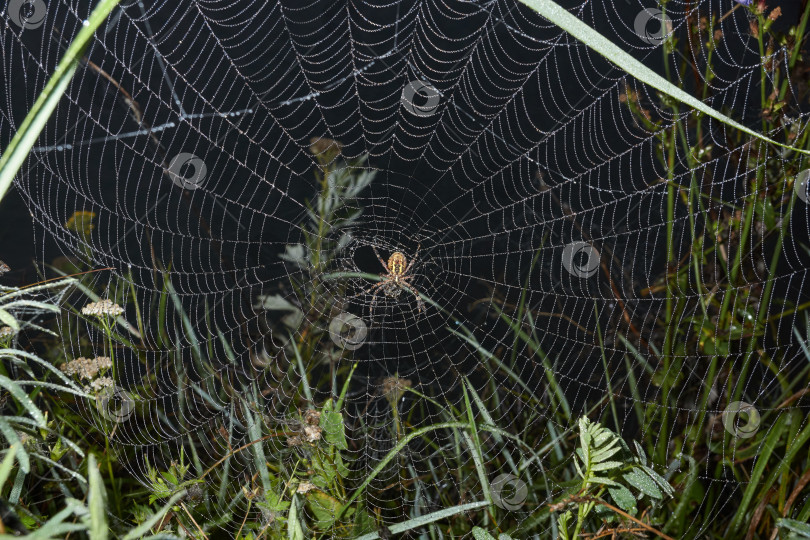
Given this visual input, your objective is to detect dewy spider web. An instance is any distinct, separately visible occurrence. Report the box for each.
[3,0,810,535]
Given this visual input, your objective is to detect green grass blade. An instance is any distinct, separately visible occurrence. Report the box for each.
[465,378,521,477]
[336,421,468,521]
[87,454,109,540]
[242,394,272,496]
[354,502,490,540]
[728,413,788,534]
[0,418,29,474]
[776,518,810,538]
[0,0,123,202]
[0,444,18,491]
[461,380,492,506]
[289,334,313,403]
[516,0,810,157]
[0,374,46,427]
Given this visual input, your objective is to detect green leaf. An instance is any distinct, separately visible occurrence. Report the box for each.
[352,507,377,537]
[288,495,305,540]
[591,439,621,461]
[306,491,345,529]
[0,309,19,331]
[253,294,300,311]
[572,456,584,478]
[607,485,637,513]
[320,410,348,451]
[591,461,623,472]
[557,510,573,540]
[0,0,124,203]
[87,454,108,540]
[514,0,810,157]
[776,518,810,538]
[592,429,613,447]
[472,527,498,540]
[590,476,622,488]
[640,465,675,497]
[623,469,663,499]
[578,417,591,463]
[632,441,647,466]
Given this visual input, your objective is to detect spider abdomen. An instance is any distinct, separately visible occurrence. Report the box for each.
[387,252,407,275]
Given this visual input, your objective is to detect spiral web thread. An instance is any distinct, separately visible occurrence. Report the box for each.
[3,0,810,535]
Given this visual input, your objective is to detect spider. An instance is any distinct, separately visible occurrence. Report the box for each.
[365,244,425,318]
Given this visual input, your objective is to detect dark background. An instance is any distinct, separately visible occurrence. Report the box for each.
[1,0,808,405]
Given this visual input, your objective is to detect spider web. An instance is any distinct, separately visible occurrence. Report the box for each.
[3,0,810,536]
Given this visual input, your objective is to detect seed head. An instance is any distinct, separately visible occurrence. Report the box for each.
[296,481,316,494]
[382,376,412,404]
[303,409,321,426]
[303,425,322,443]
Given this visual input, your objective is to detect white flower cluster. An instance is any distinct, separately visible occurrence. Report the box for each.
[82,299,124,317]
[0,326,15,339]
[89,377,114,392]
[60,356,112,380]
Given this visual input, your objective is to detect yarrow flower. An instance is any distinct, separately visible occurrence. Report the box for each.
[61,356,112,379]
[0,326,15,339]
[89,376,114,392]
[82,299,124,317]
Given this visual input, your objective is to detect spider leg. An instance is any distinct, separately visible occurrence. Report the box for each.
[364,280,386,296]
[371,245,389,272]
[404,242,422,274]
[344,278,383,301]
[365,280,388,320]
[399,278,425,313]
